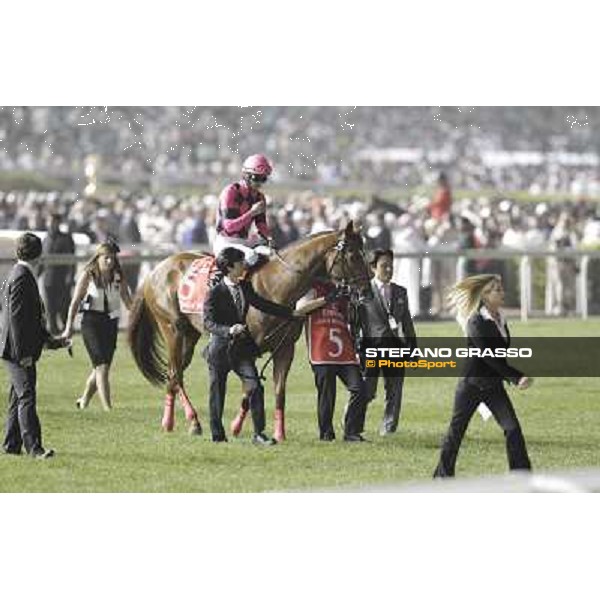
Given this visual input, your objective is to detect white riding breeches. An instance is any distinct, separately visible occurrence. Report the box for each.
[213,233,271,265]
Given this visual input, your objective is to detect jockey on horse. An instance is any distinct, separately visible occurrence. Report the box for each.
[213,153,275,268]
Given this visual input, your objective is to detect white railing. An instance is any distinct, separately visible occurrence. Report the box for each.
[2,246,600,321]
[393,248,600,320]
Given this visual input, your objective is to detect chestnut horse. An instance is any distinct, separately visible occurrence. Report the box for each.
[127,222,371,441]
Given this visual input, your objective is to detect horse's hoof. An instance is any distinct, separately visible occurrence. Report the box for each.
[188,422,202,436]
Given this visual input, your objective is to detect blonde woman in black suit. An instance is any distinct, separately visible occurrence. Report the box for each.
[434,274,533,478]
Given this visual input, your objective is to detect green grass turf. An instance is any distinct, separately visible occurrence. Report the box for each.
[0,318,598,492]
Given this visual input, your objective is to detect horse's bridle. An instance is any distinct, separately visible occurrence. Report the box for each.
[269,234,369,285]
[325,236,370,290]
[255,233,371,381]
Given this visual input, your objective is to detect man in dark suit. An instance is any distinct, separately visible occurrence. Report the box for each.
[358,249,417,435]
[203,247,320,445]
[1,233,69,459]
[41,212,75,335]
[118,206,143,292]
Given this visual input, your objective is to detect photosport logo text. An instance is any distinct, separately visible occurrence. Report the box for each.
[359,337,600,377]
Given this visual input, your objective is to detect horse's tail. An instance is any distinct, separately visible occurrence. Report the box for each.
[128,291,169,386]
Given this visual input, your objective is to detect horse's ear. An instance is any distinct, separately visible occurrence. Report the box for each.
[344,220,354,236]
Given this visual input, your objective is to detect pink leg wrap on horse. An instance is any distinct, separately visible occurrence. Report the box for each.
[162,394,175,432]
[273,408,286,442]
[179,388,198,423]
[230,407,248,437]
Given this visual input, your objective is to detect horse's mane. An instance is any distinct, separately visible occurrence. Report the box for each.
[277,225,365,257]
[249,230,337,287]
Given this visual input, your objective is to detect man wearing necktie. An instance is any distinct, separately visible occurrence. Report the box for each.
[230,283,243,318]
[203,247,321,444]
[357,249,417,436]
[0,233,70,459]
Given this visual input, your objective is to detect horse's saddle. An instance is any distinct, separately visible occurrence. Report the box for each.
[178,256,219,315]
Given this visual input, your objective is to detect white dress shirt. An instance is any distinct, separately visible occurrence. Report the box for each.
[373,277,391,310]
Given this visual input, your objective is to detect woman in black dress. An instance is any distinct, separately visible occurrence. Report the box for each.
[434,274,533,478]
[62,242,132,410]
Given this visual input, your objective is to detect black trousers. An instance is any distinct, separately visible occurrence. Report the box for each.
[208,358,265,440]
[365,365,405,433]
[2,360,44,455]
[434,381,532,477]
[44,284,70,336]
[311,364,367,439]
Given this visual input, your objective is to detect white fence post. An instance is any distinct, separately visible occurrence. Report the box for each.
[580,255,589,320]
[520,255,530,322]
[544,257,553,316]
[456,255,466,282]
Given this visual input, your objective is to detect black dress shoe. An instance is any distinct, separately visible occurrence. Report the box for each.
[252,433,277,446]
[212,435,228,443]
[32,448,55,459]
[343,434,368,443]
[320,431,336,441]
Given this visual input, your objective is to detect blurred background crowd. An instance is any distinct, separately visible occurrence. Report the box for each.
[1,106,600,322]
[2,106,600,193]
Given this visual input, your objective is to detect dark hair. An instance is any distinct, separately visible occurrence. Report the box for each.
[16,232,42,262]
[216,247,245,274]
[104,235,121,254]
[369,248,393,267]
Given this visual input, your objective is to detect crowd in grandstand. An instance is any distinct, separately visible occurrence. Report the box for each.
[2,107,600,194]
[2,185,599,254]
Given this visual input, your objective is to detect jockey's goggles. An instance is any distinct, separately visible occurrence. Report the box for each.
[248,173,268,184]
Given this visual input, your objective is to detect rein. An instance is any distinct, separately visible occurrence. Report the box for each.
[258,318,299,381]
[255,233,368,381]
[272,248,305,274]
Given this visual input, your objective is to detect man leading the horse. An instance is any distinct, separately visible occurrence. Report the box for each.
[213,154,276,268]
[203,247,328,445]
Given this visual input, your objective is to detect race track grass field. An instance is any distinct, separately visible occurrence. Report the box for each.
[0,318,599,492]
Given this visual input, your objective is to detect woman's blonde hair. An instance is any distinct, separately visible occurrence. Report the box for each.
[84,241,123,287]
[446,273,501,330]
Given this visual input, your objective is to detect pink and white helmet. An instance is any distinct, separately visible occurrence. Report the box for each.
[242,154,273,177]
